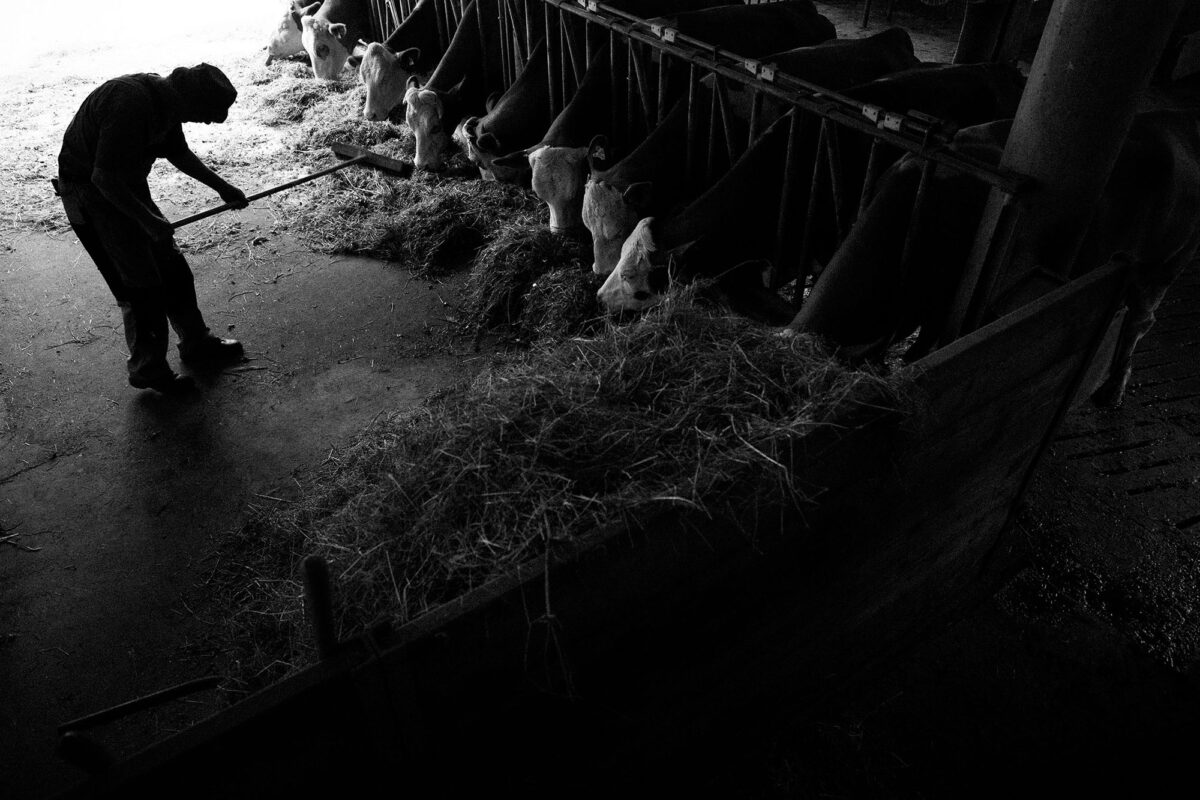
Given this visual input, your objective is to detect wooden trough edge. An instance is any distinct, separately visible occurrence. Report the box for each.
[56,261,1131,798]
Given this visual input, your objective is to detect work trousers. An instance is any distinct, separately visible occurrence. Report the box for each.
[58,182,211,383]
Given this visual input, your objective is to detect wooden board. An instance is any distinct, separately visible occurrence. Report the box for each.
[62,263,1129,798]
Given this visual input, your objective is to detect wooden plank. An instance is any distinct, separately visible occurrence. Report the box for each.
[64,265,1130,796]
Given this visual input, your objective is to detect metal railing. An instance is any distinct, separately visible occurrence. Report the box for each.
[369,0,1029,345]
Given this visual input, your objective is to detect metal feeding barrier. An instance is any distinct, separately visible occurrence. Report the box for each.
[368,0,1030,349]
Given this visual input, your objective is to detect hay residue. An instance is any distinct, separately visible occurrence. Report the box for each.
[218,293,905,692]
[284,174,544,274]
[463,223,598,337]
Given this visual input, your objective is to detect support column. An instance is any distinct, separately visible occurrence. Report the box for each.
[993,0,1185,294]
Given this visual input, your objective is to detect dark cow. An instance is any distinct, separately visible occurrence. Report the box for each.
[583,96,716,275]
[359,0,443,121]
[301,0,373,79]
[484,0,746,226]
[500,42,615,230]
[267,0,322,64]
[404,0,508,171]
[454,38,552,181]
[646,1,835,61]
[596,114,797,320]
[582,30,928,276]
[784,105,1200,408]
[596,62,1028,316]
[420,0,739,175]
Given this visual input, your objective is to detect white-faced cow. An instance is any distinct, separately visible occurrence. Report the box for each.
[267,1,323,65]
[301,0,373,80]
[596,114,797,321]
[482,0,744,227]
[784,103,1200,408]
[404,0,506,171]
[595,62,1029,317]
[580,30,931,278]
[359,0,443,121]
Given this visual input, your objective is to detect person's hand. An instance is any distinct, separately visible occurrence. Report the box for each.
[146,215,175,242]
[219,185,248,210]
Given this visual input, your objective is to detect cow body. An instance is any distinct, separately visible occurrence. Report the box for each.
[597,114,796,320]
[785,103,1200,407]
[301,0,373,79]
[360,0,443,120]
[404,0,508,171]
[489,0,743,228]
[267,1,323,64]
[455,38,552,181]
[647,1,835,60]
[582,31,929,277]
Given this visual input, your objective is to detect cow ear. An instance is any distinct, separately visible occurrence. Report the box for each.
[484,92,502,113]
[397,47,421,70]
[462,116,480,141]
[622,182,653,211]
[587,134,609,174]
[330,22,347,41]
[477,132,500,154]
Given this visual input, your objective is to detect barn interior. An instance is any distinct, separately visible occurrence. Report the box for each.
[2,1,1200,797]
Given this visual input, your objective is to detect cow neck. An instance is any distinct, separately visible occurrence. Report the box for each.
[656,115,793,251]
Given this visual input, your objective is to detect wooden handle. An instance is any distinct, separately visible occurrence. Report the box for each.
[170,155,369,229]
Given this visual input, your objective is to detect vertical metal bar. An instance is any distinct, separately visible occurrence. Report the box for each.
[795,118,829,304]
[686,63,699,190]
[856,137,884,220]
[656,51,670,124]
[824,121,847,242]
[896,157,938,285]
[547,7,559,119]
[610,28,621,150]
[774,111,801,292]
[498,0,511,86]
[525,0,534,64]
[630,42,655,133]
[948,191,1023,340]
[714,74,737,169]
[476,0,490,93]
[706,72,720,183]
[626,38,637,143]
[562,13,582,89]
[748,88,763,147]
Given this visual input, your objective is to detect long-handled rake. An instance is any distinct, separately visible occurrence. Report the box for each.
[169,142,412,228]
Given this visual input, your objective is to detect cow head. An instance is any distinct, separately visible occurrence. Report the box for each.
[301,14,351,79]
[360,43,422,121]
[582,179,653,275]
[267,1,321,64]
[514,145,590,233]
[452,116,491,179]
[405,80,451,171]
[597,217,672,313]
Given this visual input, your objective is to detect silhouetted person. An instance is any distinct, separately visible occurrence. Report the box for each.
[57,63,248,394]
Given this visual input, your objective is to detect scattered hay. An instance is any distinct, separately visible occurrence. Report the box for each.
[250,64,360,127]
[217,292,906,692]
[462,223,597,336]
[284,174,544,274]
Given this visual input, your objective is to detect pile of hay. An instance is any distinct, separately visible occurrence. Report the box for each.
[218,293,905,692]
[284,173,544,274]
[463,223,600,338]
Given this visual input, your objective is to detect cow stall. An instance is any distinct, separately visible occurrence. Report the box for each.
[53,1,1163,795]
